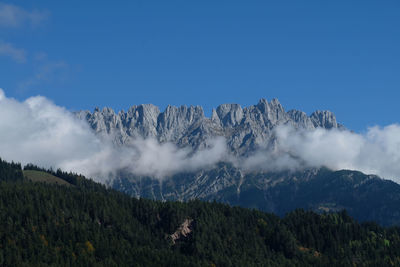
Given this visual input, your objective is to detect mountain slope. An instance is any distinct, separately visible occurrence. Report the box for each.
[111,165,400,226]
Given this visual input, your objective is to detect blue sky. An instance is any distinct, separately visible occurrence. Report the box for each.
[0,0,399,131]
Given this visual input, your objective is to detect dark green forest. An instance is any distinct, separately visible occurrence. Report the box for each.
[1,158,400,266]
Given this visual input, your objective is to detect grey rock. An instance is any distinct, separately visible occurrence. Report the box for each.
[310,110,338,129]
[287,110,315,129]
[215,103,243,127]
[76,98,343,154]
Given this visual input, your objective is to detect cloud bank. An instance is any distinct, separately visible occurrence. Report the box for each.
[0,89,400,184]
[241,125,400,182]
[0,89,227,182]
[272,124,400,181]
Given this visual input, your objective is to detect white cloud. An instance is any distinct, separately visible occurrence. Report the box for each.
[0,41,26,63]
[242,124,400,182]
[0,89,106,178]
[0,3,48,28]
[0,89,227,182]
[123,137,227,178]
[0,89,400,184]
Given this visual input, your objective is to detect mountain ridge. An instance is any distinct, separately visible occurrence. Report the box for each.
[76,98,344,155]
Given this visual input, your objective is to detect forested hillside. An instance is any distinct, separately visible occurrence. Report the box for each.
[1,158,400,266]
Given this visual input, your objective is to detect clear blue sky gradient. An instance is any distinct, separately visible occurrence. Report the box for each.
[1,0,399,131]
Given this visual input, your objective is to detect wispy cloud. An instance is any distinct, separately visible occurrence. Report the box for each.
[0,3,48,28]
[0,41,26,63]
[18,61,69,91]
[0,4,71,99]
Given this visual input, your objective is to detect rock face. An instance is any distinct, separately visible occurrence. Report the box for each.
[76,98,344,155]
[170,218,193,244]
[112,165,400,226]
[310,110,339,129]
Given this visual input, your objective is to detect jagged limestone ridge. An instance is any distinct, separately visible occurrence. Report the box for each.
[76,98,344,155]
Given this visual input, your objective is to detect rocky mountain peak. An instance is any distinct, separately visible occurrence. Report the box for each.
[216,103,243,127]
[256,98,269,113]
[310,110,338,129]
[287,110,315,129]
[77,98,343,154]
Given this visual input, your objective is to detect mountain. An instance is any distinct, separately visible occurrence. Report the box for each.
[76,99,400,226]
[76,98,344,155]
[1,158,400,266]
